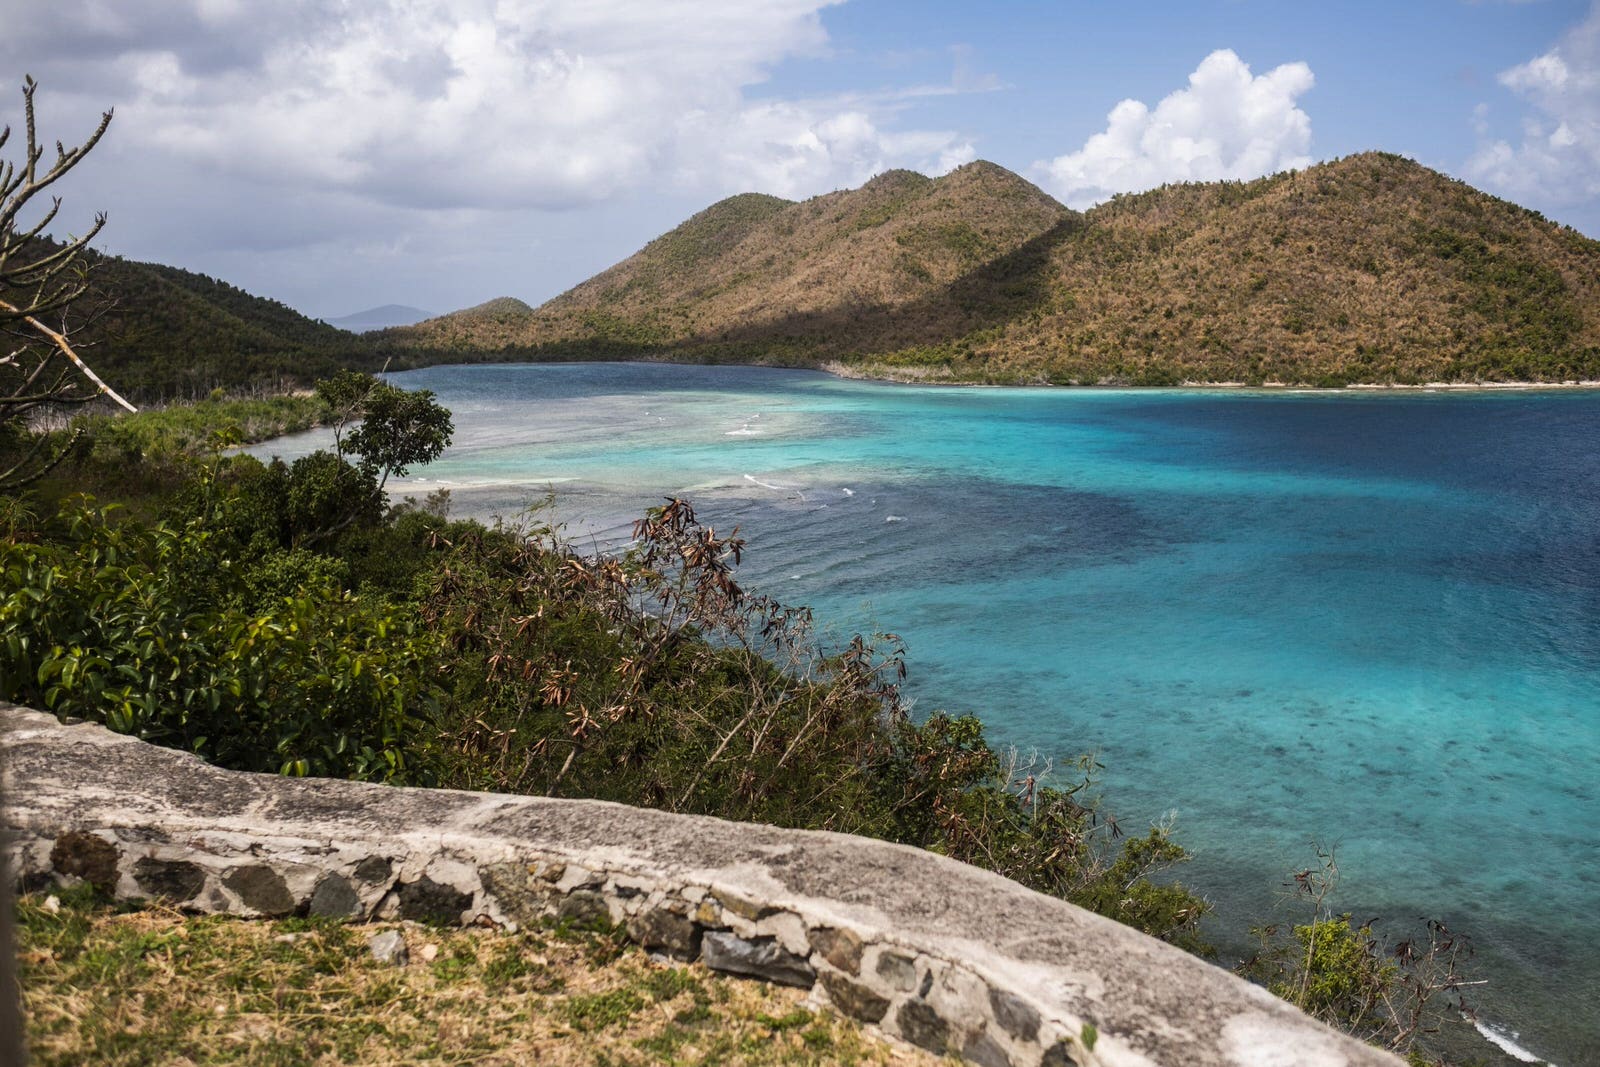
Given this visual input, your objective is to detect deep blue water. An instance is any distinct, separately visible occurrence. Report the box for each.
[258,363,1600,1064]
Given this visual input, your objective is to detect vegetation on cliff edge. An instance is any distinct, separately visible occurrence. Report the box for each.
[1,383,1210,953]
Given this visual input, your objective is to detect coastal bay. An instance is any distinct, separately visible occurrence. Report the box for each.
[258,361,1600,1065]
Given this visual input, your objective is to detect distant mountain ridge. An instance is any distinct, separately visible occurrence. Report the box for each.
[379,153,1600,386]
[328,304,434,332]
[384,161,1071,357]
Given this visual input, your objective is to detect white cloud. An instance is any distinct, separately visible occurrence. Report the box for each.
[1034,49,1315,209]
[1466,2,1600,204]
[675,102,973,198]
[2,0,973,211]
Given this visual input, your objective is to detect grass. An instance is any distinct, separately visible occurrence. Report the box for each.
[78,393,331,457]
[17,888,944,1066]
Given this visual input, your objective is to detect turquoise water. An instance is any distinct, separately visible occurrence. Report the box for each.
[258,363,1600,1064]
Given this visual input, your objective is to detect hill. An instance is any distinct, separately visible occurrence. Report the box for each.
[381,161,1074,360]
[328,304,434,332]
[379,154,1600,386]
[932,152,1600,385]
[393,297,539,350]
[55,246,379,400]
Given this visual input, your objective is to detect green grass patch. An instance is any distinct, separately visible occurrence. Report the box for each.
[17,892,931,1067]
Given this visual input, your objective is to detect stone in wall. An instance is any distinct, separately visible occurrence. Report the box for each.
[701,930,816,988]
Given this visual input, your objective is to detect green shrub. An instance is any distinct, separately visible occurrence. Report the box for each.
[0,500,441,781]
[1238,847,1478,1063]
[77,394,330,461]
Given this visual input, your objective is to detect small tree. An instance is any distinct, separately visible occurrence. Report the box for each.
[0,75,132,489]
[288,369,453,545]
[2,76,127,1062]
[319,369,454,491]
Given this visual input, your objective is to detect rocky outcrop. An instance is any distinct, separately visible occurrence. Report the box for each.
[1,705,1399,1067]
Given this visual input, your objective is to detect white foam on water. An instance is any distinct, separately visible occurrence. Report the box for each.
[841,487,855,496]
[394,475,577,489]
[884,515,906,523]
[725,427,763,436]
[743,473,805,501]
[1473,1017,1556,1065]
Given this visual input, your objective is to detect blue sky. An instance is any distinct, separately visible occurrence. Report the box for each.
[789,2,1582,169]
[4,1,1598,319]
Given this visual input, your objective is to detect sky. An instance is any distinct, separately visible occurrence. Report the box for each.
[5,0,1599,321]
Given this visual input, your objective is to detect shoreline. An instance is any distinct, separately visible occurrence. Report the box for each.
[818,358,1600,392]
[393,352,1600,394]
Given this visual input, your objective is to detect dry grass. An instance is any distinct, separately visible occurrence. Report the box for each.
[17,889,945,1067]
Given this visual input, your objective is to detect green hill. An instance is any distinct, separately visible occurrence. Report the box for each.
[60,247,379,400]
[380,153,1600,386]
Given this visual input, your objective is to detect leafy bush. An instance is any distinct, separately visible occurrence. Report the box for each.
[0,500,441,781]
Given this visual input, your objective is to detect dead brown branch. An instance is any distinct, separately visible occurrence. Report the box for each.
[1,75,125,490]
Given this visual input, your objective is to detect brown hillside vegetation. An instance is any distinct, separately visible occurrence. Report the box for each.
[387,160,1072,354]
[380,153,1600,386]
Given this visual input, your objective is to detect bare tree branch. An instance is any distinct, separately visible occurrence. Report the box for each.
[0,297,135,412]
[0,76,126,490]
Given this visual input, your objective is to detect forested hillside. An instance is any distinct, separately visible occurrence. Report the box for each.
[58,246,379,399]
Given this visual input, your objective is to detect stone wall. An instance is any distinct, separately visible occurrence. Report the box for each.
[1,705,1399,1067]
